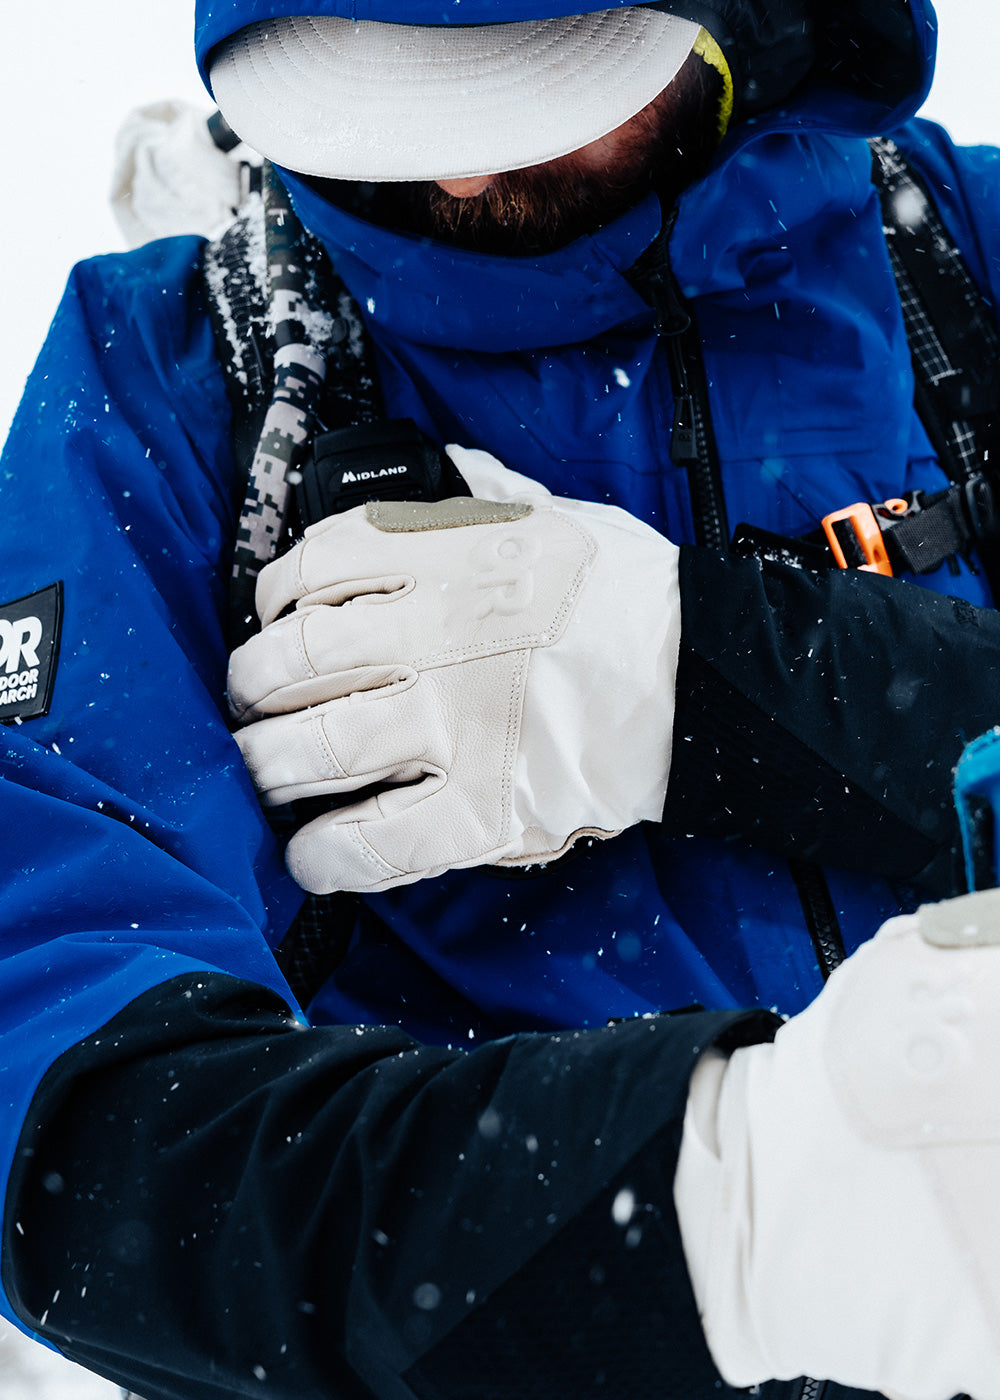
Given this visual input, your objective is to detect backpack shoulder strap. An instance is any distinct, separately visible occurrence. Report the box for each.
[870,135,1000,486]
[202,162,381,647]
[734,140,1000,583]
[202,162,385,1010]
[202,173,271,495]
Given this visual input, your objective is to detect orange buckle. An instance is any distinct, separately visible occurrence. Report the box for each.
[821,502,894,576]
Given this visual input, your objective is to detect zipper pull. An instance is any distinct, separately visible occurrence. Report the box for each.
[671,394,699,462]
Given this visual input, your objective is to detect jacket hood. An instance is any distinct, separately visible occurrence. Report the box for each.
[196,0,936,137]
[277,159,665,351]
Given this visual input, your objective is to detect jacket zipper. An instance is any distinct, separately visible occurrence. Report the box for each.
[634,221,729,551]
[795,1376,827,1400]
[787,859,846,980]
[630,221,847,984]
[662,319,729,551]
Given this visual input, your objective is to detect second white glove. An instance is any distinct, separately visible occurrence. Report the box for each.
[227,448,681,894]
[675,891,1000,1400]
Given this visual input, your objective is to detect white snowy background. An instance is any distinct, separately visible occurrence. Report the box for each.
[0,0,999,1395]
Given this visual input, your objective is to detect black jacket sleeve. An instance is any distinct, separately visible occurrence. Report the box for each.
[664,545,1000,896]
[2,972,777,1400]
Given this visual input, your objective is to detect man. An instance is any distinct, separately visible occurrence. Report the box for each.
[5,2,1000,1398]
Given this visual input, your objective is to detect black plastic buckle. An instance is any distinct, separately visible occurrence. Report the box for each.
[294,418,468,527]
[872,490,925,527]
[962,472,1000,541]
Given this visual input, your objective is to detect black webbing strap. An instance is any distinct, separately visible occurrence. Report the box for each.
[869,137,1000,583]
[880,478,999,575]
[876,492,969,572]
[871,136,1000,482]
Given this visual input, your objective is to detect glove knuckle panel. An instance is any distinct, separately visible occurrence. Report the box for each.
[233,469,680,893]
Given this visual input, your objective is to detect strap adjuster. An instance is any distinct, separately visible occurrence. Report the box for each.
[821,501,905,576]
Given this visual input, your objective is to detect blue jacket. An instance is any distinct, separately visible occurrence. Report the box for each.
[3,0,1000,1334]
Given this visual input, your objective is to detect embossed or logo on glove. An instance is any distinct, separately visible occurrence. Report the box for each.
[903,977,972,1079]
[472,531,539,618]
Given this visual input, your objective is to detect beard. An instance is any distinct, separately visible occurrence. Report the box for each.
[307,50,722,257]
[423,115,667,255]
[421,51,721,256]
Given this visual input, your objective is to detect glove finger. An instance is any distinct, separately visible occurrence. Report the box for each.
[285,802,440,894]
[255,503,593,646]
[255,506,416,627]
[284,777,506,894]
[233,673,447,807]
[228,602,419,720]
[231,593,496,720]
[233,504,592,718]
[242,654,527,890]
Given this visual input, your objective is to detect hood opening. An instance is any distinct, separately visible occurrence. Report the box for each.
[649,1,927,128]
[814,7,927,124]
[196,1,933,182]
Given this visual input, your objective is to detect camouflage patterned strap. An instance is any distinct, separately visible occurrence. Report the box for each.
[203,162,380,1007]
[203,162,379,648]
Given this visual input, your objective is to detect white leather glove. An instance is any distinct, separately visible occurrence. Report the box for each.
[675,891,1000,1400]
[227,447,681,894]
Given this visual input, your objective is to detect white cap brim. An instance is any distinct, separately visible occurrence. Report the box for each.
[210,8,701,182]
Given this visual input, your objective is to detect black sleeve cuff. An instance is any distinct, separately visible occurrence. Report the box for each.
[4,972,778,1400]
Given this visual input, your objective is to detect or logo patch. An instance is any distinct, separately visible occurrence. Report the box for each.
[0,583,63,723]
